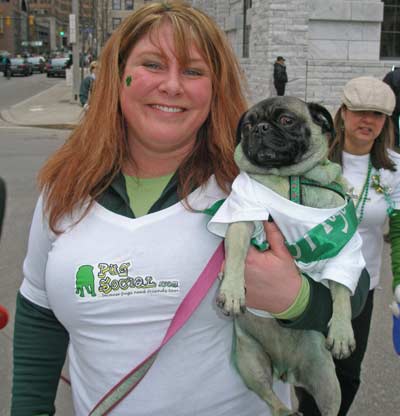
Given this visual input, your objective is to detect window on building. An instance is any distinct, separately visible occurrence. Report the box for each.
[381,0,400,58]
[112,17,122,30]
[125,0,133,10]
[242,0,252,58]
[112,0,121,10]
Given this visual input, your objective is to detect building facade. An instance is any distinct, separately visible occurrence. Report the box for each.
[28,0,72,53]
[97,0,399,112]
[0,0,29,55]
[190,0,400,112]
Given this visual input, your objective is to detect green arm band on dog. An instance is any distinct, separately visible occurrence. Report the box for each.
[272,274,310,320]
[389,210,400,291]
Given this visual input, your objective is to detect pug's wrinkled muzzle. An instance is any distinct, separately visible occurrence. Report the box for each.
[245,127,304,168]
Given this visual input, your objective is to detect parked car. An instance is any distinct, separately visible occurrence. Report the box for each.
[9,58,33,77]
[27,56,45,73]
[46,57,70,78]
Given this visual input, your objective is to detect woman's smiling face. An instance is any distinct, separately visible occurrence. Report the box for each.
[120,22,213,161]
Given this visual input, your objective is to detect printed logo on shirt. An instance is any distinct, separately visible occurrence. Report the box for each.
[75,261,180,300]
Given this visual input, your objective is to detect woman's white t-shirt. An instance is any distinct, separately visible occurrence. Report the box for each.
[19,176,291,416]
[342,149,400,289]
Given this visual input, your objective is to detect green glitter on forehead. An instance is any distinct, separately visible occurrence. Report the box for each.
[126,75,132,87]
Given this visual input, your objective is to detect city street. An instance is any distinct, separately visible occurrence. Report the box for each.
[0,72,60,111]
[0,78,399,415]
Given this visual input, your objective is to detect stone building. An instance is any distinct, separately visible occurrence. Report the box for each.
[190,0,400,112]
[96,0,399,111]
[95,0,148,54]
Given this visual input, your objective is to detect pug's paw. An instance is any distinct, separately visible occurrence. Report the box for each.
[216,279,246,316]
[326,317,356,360]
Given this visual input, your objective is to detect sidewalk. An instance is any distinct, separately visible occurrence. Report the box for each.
[0,81,83,130]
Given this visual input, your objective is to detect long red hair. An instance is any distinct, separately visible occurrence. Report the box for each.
[38,1,248,233]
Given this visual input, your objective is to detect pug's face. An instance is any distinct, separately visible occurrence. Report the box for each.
[240,97,312,168]
[235,97,335,176]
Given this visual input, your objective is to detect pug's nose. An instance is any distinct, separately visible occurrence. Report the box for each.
[254,123,270,135]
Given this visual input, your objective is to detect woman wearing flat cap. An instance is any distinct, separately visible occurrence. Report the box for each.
[297,76,400,415]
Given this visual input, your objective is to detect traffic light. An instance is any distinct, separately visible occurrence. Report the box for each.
[59,31,65,36]
[28,15,34,26]
[5,16,11,27]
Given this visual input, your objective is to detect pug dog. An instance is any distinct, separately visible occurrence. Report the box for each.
[207,96,365,416]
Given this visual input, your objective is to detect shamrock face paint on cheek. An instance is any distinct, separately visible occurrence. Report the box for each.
[125,75,132,87]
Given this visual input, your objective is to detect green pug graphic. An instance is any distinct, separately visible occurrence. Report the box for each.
[75,265,96,298]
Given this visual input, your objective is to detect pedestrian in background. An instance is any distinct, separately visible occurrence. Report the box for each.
[3,55,11,77]
[296,76,400,415]
[383,65,400,148]
[273,56,288,96]
[79,60,97,109]
[11,2,369,415]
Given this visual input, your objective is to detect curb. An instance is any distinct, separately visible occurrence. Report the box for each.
[0,81,82,130]
[0,109,18,125]
[19,124,77,130]
[0,109,78,130]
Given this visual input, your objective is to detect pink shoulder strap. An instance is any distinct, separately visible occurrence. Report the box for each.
[89,242,224,415]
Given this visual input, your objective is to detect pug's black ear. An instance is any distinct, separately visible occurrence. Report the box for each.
[307,102,336,140]
[236,111,248,145]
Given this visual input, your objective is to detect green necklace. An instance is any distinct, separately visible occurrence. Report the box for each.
[355,159,372,223]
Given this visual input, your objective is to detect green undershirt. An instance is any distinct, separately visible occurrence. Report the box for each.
[124,173,174,217]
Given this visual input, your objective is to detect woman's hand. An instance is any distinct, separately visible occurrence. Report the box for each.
[244,220,302,314]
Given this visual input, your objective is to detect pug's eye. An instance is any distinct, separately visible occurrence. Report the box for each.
[242,122,252,131]
[279,115,294,126]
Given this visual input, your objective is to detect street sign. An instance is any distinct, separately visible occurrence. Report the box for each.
[21,41,43,46]
[69,14,76,43]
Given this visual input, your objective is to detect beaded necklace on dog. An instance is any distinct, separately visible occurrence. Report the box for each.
[354,159,372,224]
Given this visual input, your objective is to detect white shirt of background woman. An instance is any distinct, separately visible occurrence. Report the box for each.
[342,149,400,289]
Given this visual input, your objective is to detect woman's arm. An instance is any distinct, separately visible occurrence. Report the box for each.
[279,269,370,333]
[244,221,370,333]
[389,211,400,314]
[12,195,69,415]
[0,177,5,238]
[12,293,69,416]
[390,210,400,291]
